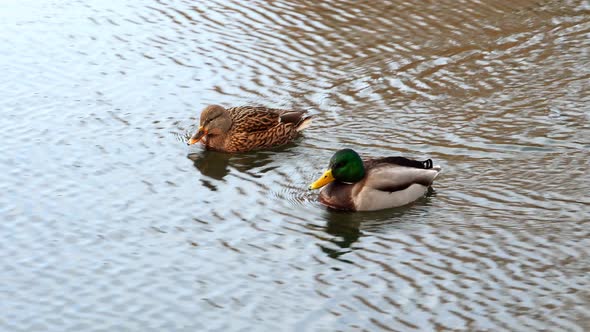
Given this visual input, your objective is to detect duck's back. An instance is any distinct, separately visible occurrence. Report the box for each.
[354,158,441,210]
[225,106,311,152]
[228,106,282,132]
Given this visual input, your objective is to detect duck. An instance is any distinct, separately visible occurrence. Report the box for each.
[187,105,312,152]
[308,149,441,211]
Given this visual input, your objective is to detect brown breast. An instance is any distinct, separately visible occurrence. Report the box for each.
[319,182,356,211]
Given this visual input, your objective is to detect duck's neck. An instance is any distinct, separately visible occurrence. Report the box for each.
[217,113,232,133]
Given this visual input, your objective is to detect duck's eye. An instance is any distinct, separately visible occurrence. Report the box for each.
[204,114,220,125]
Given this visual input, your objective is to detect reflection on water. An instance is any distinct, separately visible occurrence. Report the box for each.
[188,145,297,180]
[320,211,362,261]
[319,194,437,261]
[189,151,232,181]
[1,0,589,331]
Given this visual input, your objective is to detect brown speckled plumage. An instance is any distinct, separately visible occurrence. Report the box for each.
[189,105,312,152]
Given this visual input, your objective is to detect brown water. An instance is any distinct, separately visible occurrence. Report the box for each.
[1,0,589,331]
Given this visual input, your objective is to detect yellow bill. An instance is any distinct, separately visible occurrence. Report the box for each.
[188,126,207,145]
[309,169,335,190]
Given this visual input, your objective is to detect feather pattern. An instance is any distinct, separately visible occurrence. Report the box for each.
[194,105,312,152]
[319,156,441,211]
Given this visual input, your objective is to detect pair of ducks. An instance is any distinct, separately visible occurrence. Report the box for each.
[188,105,441,211]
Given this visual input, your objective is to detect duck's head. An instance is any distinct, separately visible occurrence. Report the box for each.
[309,148,365,190]
[188,105,232,145]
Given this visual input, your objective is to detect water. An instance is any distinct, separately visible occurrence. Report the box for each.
[1,0,589,330]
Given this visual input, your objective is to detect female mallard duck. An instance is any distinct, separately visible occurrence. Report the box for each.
[309,149,441,211]
[188,105,312,152]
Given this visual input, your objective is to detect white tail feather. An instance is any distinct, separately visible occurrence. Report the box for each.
[296,117,313,131]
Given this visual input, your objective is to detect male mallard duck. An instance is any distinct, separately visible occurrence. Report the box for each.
[188,105,312,152]
[309,149,441,211]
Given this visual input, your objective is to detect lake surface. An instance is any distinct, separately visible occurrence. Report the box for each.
[1,0,589,331]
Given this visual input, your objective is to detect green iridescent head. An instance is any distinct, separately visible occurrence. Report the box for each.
[309,149,365,189]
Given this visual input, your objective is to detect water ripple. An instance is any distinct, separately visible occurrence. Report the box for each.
[1,0,589,331]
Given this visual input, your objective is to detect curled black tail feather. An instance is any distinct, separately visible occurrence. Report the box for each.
[422,159,433,169]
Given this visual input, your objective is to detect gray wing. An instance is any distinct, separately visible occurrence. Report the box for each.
[365,164,440,192]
